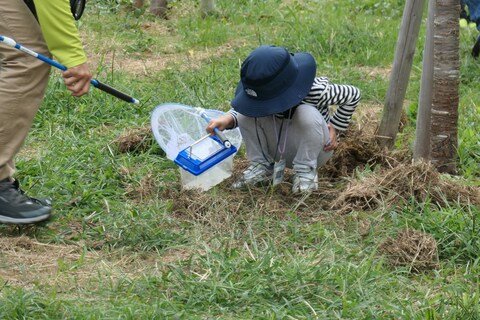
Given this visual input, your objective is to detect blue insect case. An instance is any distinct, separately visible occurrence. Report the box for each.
[174,135,237,176]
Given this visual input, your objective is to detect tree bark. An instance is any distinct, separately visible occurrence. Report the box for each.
[430,0,460,174]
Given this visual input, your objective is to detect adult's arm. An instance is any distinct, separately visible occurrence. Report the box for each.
[33,0,87,68]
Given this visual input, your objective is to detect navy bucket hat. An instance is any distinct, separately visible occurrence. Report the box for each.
[231,45,316,117]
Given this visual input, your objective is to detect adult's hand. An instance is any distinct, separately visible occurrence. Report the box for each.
[62,63,92,97]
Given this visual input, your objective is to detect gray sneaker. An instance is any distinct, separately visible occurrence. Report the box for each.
[0,179,52,224]
[292,165,318,194]
[232,162,273,189]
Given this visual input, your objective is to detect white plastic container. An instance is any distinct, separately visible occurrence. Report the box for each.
[150,103,243,191]
[179,154,234,191]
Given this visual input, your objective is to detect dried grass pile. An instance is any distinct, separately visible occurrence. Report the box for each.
[326,105,480,214]
[379,228,439,272]
[319,109,409,179]
[332,160,480,214]
[112,126,153,153]
[320,125,385,178]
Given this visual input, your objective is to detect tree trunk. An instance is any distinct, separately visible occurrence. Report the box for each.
[150,0,168,18]
[430,0,460,174]
[414,0,435,160]
[200,0,216,17]
[377,0,425,148]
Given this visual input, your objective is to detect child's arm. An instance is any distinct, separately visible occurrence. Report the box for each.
[308,79,360,151]
[319,83,361,131]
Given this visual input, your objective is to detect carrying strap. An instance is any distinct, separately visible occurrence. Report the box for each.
[23,0,38,20]
[70,0,86,21]
[23,0,85,21]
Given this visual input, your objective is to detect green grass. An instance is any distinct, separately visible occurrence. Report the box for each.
[1,0,479,318]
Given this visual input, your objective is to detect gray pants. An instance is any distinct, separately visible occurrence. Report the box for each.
[237,104,333,170]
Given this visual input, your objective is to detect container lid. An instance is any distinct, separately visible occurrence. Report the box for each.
[174,135,237,176]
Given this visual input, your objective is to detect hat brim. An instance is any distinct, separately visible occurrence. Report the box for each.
[231,52,316,117]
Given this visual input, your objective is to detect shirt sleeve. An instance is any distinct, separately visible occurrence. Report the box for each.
[302,77,329,106]
[227,109,238,128]
[33,0,87,68]
[315,79,361,131]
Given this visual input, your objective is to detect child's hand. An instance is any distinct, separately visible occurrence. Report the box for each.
[206,114,234,135]
[324,124,337,151]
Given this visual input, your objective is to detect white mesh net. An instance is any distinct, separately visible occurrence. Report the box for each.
[151,102,242,161]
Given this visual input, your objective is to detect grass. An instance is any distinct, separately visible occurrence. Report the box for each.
[1,0,479,318]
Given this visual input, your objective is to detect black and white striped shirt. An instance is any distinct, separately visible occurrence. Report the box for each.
[230,77,361,131]
[303,76,361,131]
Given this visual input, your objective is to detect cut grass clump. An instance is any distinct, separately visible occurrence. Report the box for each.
[319,103,410,179]
[332,160,480,214]
[379,228,439,272]
[112,126,154,154]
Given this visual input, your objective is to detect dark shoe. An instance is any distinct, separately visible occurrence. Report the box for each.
[460,10,470,23]
[12,179,52,207]
[472,35,480,59]
[0,178,52,224]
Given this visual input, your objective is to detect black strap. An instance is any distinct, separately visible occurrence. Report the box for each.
[70,0,86,20]
[23,0,38,20]
[23,0,85,21]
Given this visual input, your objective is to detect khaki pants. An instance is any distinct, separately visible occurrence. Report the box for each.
[0,0,51,180]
